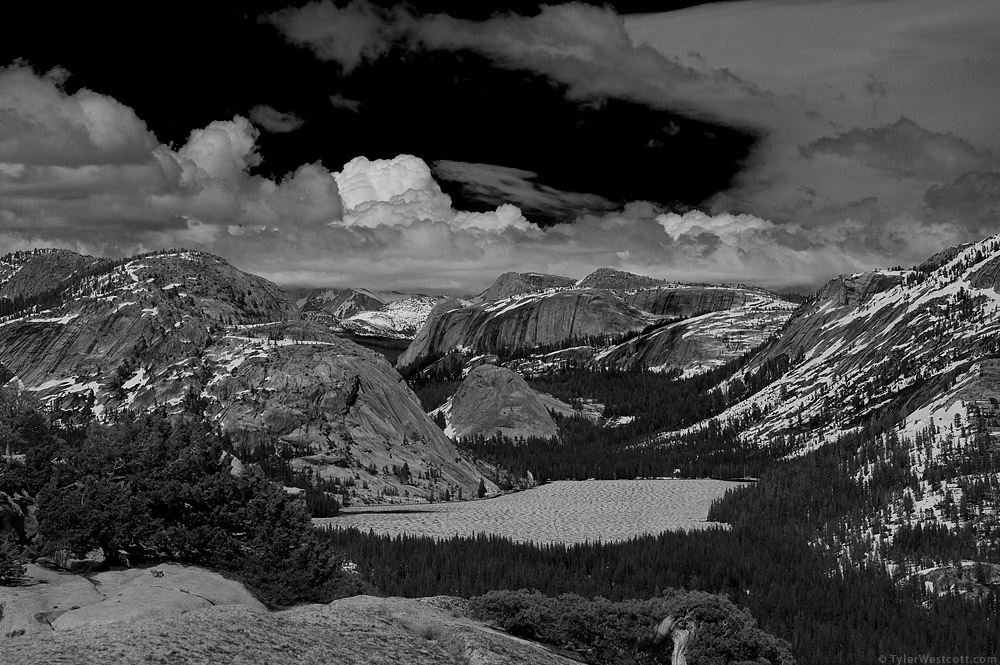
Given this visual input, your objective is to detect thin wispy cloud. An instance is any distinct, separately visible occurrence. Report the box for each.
[249,105,305,133]
[329,93,361,113]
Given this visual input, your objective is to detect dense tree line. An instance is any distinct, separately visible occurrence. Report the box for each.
[458,414,786,483]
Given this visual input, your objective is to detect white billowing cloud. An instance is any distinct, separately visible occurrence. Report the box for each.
[334,154,439,209]
[177,116,262,182]
[249,105,305,133]
[0,64,157,166]
[333,155,533,232]
[0,65,342,252]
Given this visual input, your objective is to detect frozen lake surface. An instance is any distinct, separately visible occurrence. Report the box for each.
[318,479,746,545]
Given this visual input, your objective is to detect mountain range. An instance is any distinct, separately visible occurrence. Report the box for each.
[2,236,1000,583]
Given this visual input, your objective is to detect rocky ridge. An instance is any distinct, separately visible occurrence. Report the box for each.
[0,249,110,301]
[400,268,797,378]
[0,249,493,502]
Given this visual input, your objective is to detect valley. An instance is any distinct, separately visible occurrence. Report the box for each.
[2,238,1000,664]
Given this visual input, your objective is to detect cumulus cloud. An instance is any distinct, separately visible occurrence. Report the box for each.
[333,155,534,232]
[0,64,341,252]
[0,61,991,295]
[249,105,304,133]
[0,64,157,166]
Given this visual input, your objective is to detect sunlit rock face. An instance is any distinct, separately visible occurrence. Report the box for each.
[398,289,653,371]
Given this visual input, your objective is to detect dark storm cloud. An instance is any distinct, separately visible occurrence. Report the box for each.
[924,171,1000,230]
[267,1,760,111]
[249,105,305,133]
[800,118,997,181]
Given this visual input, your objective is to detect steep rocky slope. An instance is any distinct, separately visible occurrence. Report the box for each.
[650,235,1000,582]
[0,249,110,301]
[398,288,654,371]
[0,249,491,502]
[435,365,574,440]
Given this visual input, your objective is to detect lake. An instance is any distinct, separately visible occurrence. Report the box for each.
[317,478,745,545]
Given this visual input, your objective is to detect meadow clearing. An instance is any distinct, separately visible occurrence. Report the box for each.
[318,479,746,545]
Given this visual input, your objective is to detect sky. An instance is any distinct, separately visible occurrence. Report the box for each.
[2,0,1000,294]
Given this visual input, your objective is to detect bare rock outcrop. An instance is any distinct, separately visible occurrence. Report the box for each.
[0,563,264,638]
[443,365,572,440]
[1,594,579,664]
[813,270,905,308]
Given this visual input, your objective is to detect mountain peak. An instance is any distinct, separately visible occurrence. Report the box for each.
[576,268,667,291]
[479,271,575,302]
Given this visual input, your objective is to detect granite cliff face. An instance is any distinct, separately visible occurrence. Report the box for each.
[398,289,653,372]
[400,270,796,377]
[438,365,573,440]
[0,249,490,501]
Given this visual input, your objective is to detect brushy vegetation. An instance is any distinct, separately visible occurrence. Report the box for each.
[0,389,367,606]
[467,589,795,665]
